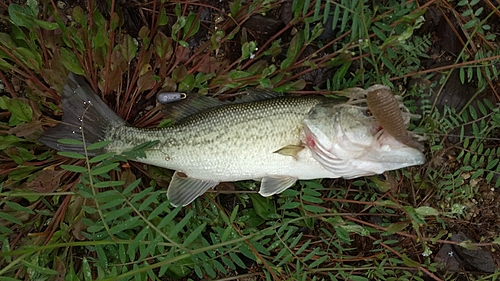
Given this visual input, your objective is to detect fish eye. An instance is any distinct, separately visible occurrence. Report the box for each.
[364,109,372,116]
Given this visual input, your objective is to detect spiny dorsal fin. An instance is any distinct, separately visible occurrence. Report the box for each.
[159,89,284,123]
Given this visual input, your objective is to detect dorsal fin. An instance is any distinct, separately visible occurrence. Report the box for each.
[159,88,284,123]
[234,88,284,102]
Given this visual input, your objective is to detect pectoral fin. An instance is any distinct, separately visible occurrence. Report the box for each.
[167,171,219,207]
[259,176,298,197]
[274,145,304,160]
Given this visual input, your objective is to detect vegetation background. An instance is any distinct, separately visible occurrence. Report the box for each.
[0,0,499,280]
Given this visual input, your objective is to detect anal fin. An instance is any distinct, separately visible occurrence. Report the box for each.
[167,171,219,206]
[259,176,298,197]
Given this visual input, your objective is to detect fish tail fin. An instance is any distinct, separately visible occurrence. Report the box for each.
[39,73,126,156]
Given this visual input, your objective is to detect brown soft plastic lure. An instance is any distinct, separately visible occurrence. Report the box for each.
[366,88,424,151]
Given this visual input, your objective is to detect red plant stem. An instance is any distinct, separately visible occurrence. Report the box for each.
[39,184,74,246]
[86,0,96,84]
[0,44,57,98]
[369,234,443,281]
[0,70,17,98]
[149,0,158,35]
[104,0,117,96]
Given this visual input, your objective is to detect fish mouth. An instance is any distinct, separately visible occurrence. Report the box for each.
[304,124,425,179]
[364,131,426,165]
[336,131,425,178]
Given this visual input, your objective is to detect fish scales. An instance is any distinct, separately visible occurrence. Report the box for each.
[105,97,328,180]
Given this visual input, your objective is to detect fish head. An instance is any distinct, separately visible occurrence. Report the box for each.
[303,102,425,178]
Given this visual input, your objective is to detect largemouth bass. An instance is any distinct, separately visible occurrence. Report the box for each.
[39,74,425,206]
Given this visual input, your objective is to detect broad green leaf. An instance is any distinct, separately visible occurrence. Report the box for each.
[4,201,35,214]
[122,179,142,195]
[0,32,16,48]
[93,181,125,188]
[101,207,132,222]
[72,6,86,26]
[158,7,168,26]
[0,225,13,234]
[280,31,304,70]
[95,245,108,269]
[90,163,120,176]
[228,70,252,80]
[230,0,242,16]
[349,276,369,281]
[82,257,92,281]
[229,252,245,268]
[153,31,171,58]
[110,12,120,31]
[26,0,38,16]
[34,19,59,30]
[8,166,39,181]
[121,34,138,63]
[6,146,35,164]
[0,96,33,125]
[89,152,116,163]
[0,135,22,150]
[61,164,88,173]
[401,254,421,267]
[138,191,159,211]
[86,140,112,151]
[182,223,206,246]
[157,205,181,228]
[169,210,193,237]
[493,236,500,245]
[147,200,171,220]
[61,47,84,75]
[21,259,58,275]
[239,244,256,260]
[471,169,484,180]
[303,247,321,262]
[178,74,195,92]
[92,22,109,49]
[384,222,409,234]
[8,4,33,27]
[108,217,140,235]
[241,41,257,60]
[130,187,154,203]
[183,12,200,39]
[202,262,216,279]
[249,194,276,220]
[27,55,43,72]
[302,206,324,218]
[0,211,23,225]
[58,151,86,159]
[301,195,323,204]
[221,256,236,270]
[308,22,324,43]
[280,201,300,210]
[273,79,306,92]
[171,16,186,41]
[0,58,13,71]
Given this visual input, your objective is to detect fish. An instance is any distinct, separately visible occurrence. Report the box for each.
[366,86,424,151]
[39,74,425,206]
